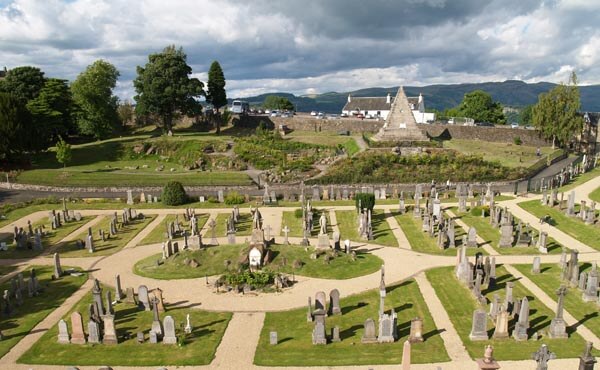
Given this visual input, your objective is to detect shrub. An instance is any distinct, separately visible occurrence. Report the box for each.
[355,192,375,211]
[161,181,187,206]
[513,136,522,145]
[294,208,303,218]
[224,191,245,205]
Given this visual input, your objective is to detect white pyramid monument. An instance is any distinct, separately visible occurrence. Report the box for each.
[372,87,429,142]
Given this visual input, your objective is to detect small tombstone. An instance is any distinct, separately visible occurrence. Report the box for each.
[361,318,377,343]
[137,331,145,343]
[329,289,341,315]
[87,320,100,344]
[408,317,424,343]
[331,326,341,342]
[467,227,477,247]
[162,315,177,344]
[124,287,137,304]
[532,257,541,274]
[138,285,150,311]
[70,312,87,344]
[102,315,118,344]
[315,291,326,312]
[57,319,70,344]
[269,331,278,345]
[149,330,158,344]
[469,309,488,341]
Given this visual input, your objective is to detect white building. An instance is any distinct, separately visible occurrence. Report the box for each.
[341,91,435,123]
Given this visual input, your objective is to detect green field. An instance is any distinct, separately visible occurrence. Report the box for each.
[518,200,600,251]
[513,263,600,339]
[134,244,383,280]
[254,278,449,366]
[443,139,557,168]
[140,213,208,245]
[426,266,593,360]
[19,283,232,366]
[395,212,477,256]
[56,215,155,257]
[453,207,563,255]
[335,210,398,247]
[0,266,87,359]
[0,216,91,259]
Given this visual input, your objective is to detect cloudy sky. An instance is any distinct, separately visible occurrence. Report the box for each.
[1,0,599,100]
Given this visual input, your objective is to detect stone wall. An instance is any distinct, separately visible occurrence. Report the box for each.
[423,125,548,146]
[236,115,384,133]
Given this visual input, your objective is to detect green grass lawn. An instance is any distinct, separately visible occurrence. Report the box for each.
[335,210,398,247]
[518,200,600,251]
[203,213,252,238]
[0,216,91,259]
[56,215,155,257]
[134,244,383,280]
[140,214,208,245]
[443,139,557,168]
[395,212,477,256]
[18,283,232,366]
[254,278,449,366]
[454,207,563,255]
[589,186,600,203]
[281,209,332,237]
[426,266,594,360]
[0,265,87,359]
[513,263,600,339]
[286,131,357,147]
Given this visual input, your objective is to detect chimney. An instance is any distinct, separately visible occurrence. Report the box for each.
[386,93,391,104]
[347,94,352,103]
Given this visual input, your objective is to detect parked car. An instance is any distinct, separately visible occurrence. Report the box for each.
[510,123,519,129]
[270,110,279,117]
[310,111,317,116]
[340,112,348,117]
[355,113,365,119]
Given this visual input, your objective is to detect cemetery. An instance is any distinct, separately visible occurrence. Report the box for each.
[0,174,599,368]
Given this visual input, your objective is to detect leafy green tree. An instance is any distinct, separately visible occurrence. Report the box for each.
[133,45,204,134]
[117,100,135,127]
[0,66,46,103]
[0,93,34,160]
[55,136,72,168]
[263,95,294,111]
[355,193,375,212]
[162,181,188,205]
[71,60,120,139]
[457,90,505,124]
[532,72,583,149]
[520,105,534,126]
[27,78,75,141]
[206,61,227,111]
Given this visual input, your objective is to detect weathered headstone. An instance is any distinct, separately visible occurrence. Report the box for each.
[138,285,150,311]
[115,274,123,301]
[70,312,86,344]
[492,309,509,339]
[513,297,530,341]
[53,252,63,279]
[532,257,541,274]
[269,331,278,345]
[102,314,118,344]
[329,289,341,315]
[57,319,70,344]
[162,315,177,344]
[408,317,424,343]
[361,318,377,343]
[469,309,488,341]
[87,320,100,344]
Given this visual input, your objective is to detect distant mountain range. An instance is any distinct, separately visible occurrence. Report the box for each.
[229,80,600,114]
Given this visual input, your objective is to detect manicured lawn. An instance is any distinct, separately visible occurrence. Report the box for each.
[254,279,449,366]
[140,213,208,245]
[134,244,383,280]
[514,263,600,339]
[56,215,155,257]
[204,213,252,238]
[281,210,332,237]
[19,283,232,366]
[454,207,563,255]
[518,200,600,251]
[395,212,478,256]
[0,265,87,359]
[335,210,397,247]
[443,139,557,168]
[0,216,92,259]
[426,266,594,360]
[589,186,600,203]
[16,169,252,187]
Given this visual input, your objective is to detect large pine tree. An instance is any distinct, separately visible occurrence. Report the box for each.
[206,61,227,112]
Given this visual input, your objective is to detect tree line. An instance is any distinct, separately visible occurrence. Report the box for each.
[0,45,228,162]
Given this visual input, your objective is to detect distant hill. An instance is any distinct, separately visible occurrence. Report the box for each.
[229,80,600,114]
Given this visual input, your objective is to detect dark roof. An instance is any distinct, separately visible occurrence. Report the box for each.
[582,112,600,126]
[342,96,420,111]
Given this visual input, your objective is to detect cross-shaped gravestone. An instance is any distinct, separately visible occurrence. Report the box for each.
[282,225,290,245]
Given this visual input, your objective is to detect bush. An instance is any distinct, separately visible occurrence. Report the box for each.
[355,193,375,211]
[294,208,303,218]
[161,181,187,206]
[224,191,245,205]
[513,136,522,145]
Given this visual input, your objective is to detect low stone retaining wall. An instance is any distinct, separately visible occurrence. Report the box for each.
[423,125,548,146]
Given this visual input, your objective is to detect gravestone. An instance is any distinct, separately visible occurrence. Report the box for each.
[217,190,224,203]
[315,291,326,312]
[378,312,396,343]
[538,231,548,254]
[70,312,86,344]
[126,190,134,205]
[57,319,70,344]
[532,257,541,274]
[124,287,137,304]
[87,320,100,344]
[548,286,568,338]
[115,274,123,301]
[513,297,530,341]
[138,285,150,311]
[86,235,95,253]
[269,331,278,345]
[583,266,598,302]
[467,227,477,247]
[149,330,158,343]
[162,315,177,344]
[499,223,513,248]
[102,315,118,344]
[408,317,424,343]
[331,326,341,342]
[312,319,327,345]
[578,342,597,370]
[532,344,556,370]
[492,310,509,339]
[361,318,377,343]
[329,289,341,315]
[469,309,488,341]
[53,252,63,279]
